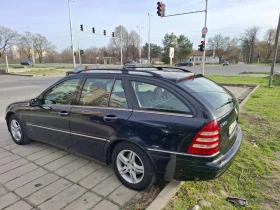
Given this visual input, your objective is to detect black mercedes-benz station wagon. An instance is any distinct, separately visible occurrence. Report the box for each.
[5,67,242,191]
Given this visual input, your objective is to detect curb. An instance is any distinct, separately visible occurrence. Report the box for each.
[239,84,259,108]
[2,73,34,77]
[146,180,181,210]
[146,83,260,210]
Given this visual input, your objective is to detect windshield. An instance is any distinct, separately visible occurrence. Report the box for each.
[178,77,236,117]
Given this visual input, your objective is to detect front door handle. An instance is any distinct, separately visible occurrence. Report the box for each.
[58,111,69,116]
[103,115,118,121]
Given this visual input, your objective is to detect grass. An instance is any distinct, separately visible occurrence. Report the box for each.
[166,75,280,210]
[239,71,270,75]
[16,69,68,76]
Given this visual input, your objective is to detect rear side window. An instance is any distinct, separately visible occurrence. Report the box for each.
[79,78,127,108]
[178,77,235,116]
[131,81,191,114]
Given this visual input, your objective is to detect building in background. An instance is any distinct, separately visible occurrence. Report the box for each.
[190,50,219,65]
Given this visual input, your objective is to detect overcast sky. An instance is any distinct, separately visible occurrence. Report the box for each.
[1,0,279,51]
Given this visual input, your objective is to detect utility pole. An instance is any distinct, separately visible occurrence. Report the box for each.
[137,26,144,63]
[269,13,280,86]
[202,0,208,75]
[148,14,152,63]
[75,31,81,65]
[68,0,76,67]
[5,53,9,73]
[26,28,35,65]
[121,26,123,65]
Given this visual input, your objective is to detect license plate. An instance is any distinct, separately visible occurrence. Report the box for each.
[229,120,237,136]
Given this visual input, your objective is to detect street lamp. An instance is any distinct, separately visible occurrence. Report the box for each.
[137,26,144,63]
[68,0,76,67]
[74,31,81,65]
[148,14,152,64]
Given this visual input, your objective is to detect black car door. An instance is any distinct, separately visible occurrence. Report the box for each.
[69,75,132,159]
[27,78,81,148]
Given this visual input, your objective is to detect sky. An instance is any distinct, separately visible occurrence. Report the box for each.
[1,0,279,51]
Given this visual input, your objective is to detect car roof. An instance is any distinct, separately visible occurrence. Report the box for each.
[70,68,195,83]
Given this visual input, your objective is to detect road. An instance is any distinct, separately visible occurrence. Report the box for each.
[33,63,280,75]
[0,75,61,123]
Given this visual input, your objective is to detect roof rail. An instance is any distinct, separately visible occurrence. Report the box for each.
[77,68,163,78]
[122,65,192,73]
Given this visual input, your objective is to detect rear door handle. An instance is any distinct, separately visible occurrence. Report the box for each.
[58,111,69,116]
[103,115,118,121]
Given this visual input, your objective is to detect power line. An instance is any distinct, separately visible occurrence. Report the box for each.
[170,1,205,14]
[2,22,68,25]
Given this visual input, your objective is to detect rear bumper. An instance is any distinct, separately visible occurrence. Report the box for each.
[149,126,242,181]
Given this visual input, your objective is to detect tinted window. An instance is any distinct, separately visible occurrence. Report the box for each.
[178,77,235,116]
[131,81,191,114]
[109,80,128,108]
[79,78,114,106]
[73,66,86,72]
[44,79,80,105]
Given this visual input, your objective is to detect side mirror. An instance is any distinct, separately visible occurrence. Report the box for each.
[29,98,41,107]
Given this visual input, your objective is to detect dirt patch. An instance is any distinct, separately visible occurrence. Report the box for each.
[123,181,167,210]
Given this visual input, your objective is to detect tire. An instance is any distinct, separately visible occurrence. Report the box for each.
[9,115,31,145]
[112,142,156,191]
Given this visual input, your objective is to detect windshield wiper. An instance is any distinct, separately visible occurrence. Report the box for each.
[216,99,235,110]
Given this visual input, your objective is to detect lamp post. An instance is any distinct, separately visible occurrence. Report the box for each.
[137,26,144,63]
[148,14,152,63]
[68,0,76,67]
[74,30,81,65]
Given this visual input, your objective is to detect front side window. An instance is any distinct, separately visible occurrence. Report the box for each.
[79,78,114,107]
[131,81,191,114]
[43,79,80,105]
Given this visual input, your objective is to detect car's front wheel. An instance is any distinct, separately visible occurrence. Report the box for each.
[112,142,156,191]
[9,115,30,145]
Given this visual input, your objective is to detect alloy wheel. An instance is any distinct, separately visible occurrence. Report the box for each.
[10,119,22,142]
[116,150,144,184]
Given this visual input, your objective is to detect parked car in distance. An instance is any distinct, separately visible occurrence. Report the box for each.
[6,67,242,191]
[223,61,229,66]
[175,61,193,67]
[122,63,156,70]
[20,60,33,66]
[124,60,136,65]
[66,65,106,76]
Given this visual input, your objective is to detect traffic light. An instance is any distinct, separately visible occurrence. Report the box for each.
[103,30,106,36]
[92,27,95,33]
[80,50,84,55]
[112,32,114,37]
[198,41,205,52]
[157,2,165,17]
[80,24,83,31]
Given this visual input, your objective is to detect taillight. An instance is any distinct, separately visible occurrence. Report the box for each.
[187,120,220,155]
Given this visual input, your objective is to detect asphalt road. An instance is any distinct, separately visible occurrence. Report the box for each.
[1,63,279,121]
[33,63,280,75]
[0,75,62,123]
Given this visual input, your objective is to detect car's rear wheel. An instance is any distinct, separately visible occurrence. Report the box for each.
[112,142,156,191]
[9,115,30,145]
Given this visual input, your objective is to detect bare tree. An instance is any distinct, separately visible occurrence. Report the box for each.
[0,26,20,58]
[32,33,56,63]
[60,48,72,63]
[208,34,231,64]
[224,38,241,63]
[240,26,260,63]
[17,34,32,61]
[264,28,276,61]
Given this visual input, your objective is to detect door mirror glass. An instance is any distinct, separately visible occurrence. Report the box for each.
[29,98,40,107]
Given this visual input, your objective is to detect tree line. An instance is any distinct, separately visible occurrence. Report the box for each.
[0,24,279,65]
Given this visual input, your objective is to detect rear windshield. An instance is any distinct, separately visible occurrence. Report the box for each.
[178,77,236,117]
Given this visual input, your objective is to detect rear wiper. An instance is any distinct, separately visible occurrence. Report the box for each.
[216,99,235,110]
